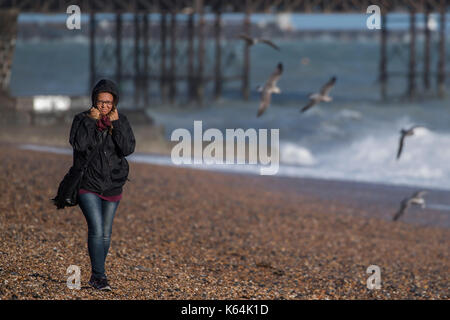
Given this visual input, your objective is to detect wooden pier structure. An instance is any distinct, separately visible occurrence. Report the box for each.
[1,0,450,106]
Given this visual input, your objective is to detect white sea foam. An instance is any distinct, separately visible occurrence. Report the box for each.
[18,124,450,193]
[337,109,362,120]
[294,126,450,189]
[138,100,450,191]
[279,142,317,166]
[19,144,72,155]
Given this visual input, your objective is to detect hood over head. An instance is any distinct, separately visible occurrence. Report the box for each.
[91,79,119,108]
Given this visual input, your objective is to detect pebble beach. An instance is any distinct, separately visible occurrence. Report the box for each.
[0,141,449,300]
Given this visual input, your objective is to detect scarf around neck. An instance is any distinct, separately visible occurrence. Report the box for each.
[96,115,112,132]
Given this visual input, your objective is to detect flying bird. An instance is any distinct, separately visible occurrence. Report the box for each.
[257,63,283,117]
[396,125,425,160]
[300,76,337,113]
[237,34,280,51]
[392,190,427,221]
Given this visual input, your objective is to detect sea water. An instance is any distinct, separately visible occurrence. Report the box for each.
[10,14,450,191]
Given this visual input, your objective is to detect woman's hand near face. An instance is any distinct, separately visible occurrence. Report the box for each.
[90,107,100,119]
[109,108,119,121]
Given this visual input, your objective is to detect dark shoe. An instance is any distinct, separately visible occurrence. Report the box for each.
[88,274,112,291]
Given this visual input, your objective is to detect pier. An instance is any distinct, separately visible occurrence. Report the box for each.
[0,0,449,106]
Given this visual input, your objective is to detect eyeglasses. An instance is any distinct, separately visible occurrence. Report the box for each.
[96,100,114,107]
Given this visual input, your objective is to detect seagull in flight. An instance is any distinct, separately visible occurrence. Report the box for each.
[237,34,280,51]
[257,63,283,117]
[396,125,425,160]
[393,191,427,221]
[300,76,337,113]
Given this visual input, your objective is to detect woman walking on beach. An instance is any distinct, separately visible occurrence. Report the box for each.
[69,79,135,291]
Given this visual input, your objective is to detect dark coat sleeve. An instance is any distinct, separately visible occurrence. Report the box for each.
[69,113,97,152]
[111,114,136,157]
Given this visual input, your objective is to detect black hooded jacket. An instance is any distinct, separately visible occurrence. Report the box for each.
[69,79,136,197]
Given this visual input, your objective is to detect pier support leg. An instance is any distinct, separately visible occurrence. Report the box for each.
[242,0,251,101]
[379,11,387,100]
[424,5,431,91]
[134,13,141,108]
[214,8,223,100]
[408,7,416,101]
[0,9,19,125]
[196,0,205,106]
[116,13,122,94]
[89,12,96,92]
[160,12,168,103]
[0,9,18,97]
[438,0,446,98]
[169,11,177,104]
[143,13,150,107]
[187,12,195,103]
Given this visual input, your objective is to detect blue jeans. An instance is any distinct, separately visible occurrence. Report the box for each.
[78,192,120,279]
